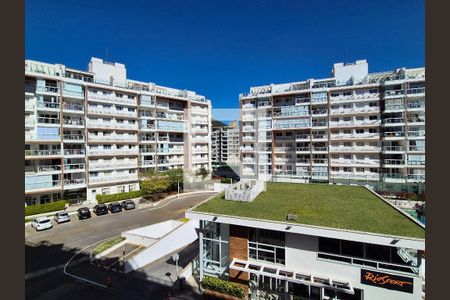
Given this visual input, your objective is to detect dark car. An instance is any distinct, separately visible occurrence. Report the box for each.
[77,207,91,219]
[93,204,108,216]
[121,200,135,210]
[108,202,122,213]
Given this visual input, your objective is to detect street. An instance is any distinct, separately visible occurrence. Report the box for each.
[25,192,215,300]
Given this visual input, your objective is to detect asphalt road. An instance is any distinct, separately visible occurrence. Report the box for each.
[25,192,215,300]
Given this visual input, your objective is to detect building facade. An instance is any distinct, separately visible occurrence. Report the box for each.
[211,121,240,166]
[186,183,425,300]
[25,57,212,205]
[239,60,425,191]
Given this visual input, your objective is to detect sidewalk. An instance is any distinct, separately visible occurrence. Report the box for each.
[25,190,215,224]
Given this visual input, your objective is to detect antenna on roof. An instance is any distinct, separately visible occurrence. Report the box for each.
[105,47,109,62]
[344,48,347,65]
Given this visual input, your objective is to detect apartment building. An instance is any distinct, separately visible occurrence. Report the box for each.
[25,57,212,205]
[211,120,240,166]
[187,182,425,300]
[239,60,425,191]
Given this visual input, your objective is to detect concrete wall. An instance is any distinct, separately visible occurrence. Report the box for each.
[124,220,199,273]
[285,233,422,300]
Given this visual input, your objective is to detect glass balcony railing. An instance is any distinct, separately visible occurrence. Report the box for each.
[25,149,61,156]
[64,149,85,156]
[37,101,60,110]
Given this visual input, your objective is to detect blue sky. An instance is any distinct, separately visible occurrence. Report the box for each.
[26,0,424,112]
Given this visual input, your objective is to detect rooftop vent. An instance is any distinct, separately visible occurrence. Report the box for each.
[286,214,298,221]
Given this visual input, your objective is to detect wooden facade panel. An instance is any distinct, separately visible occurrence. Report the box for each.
[229,225,249,287]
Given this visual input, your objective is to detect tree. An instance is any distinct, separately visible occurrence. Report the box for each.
[140,177,170,198]
[195,166,210,180]
[165,168,184,191]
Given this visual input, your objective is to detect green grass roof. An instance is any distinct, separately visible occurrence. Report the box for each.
[193,182,425,239]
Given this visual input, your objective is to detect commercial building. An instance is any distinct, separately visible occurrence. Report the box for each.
[239,60,425,192]
[211,120,240,166]
[186,182,425,300]
[25,57,212,205]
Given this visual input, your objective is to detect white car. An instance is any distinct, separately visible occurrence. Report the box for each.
[31,217,53,231]
[54,211,71,224]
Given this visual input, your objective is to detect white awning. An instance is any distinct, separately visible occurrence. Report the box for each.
[229,258,354,295]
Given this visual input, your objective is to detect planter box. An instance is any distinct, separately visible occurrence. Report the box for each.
[203,289,244,300]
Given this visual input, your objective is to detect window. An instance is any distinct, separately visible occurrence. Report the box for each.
[356,116,364,121]
[355,168,364,173]
[369,88,378,93]
[369,115,378,120]
[343,129,351,134]
[343,91,352,96]
[369,128,377,133]
[343,116,351,122]
[356,142,364,147]
[341,240,364,257]
[355,129,364,134]
[249,228,286,265]
[370,168,378,173]
[369,102,378,107]
[118,186,125,193]
[344,154,351,160]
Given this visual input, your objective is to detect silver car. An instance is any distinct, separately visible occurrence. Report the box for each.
[54,211,71,224]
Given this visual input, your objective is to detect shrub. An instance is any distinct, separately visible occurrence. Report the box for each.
[25,200,67,216]
[221,178,232,184]
[96,190,143,204]
[202,276,245,299]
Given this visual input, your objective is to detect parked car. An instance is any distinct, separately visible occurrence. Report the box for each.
[108,202,122,213]
[31,217,53,231]
[93,204,108,215]
[77,207,91,219]
[121,200,135,210]
[54,211,71,224]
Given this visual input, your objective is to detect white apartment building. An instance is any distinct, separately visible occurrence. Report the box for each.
[211,121,240,166]
[25,57,212,205]
[239,60,425,192]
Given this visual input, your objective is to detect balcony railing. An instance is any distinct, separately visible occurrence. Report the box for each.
[295,147,310,152]
[25,180,62,191]
[242,103,256,109]
[63,134,85,141]
[312,159,328,164]
[25,164,62,173]
[312,147,327,151]
[407,160,425,166]
[382,118,405,124]
[64,163,85,171]
[63,119,84,126]
[407,102,425,110]
[408,146,425,152]
[296,159,310,164]
[87,149,139,156]
[331,159,380,166]
[383,132,405,138]
[407,118,425,124]
[63,90,84,99]
[25,149,61,156]
[90,174,138,183]
[242,126,255,131]
[37,101,60,110]
[36,86,59,94]
[383,159,405,165]
[407,131,425,138]
[382,146,405,152]
[407,174,426,180]
[88,135,137,142]
[88,93,136,105]
[64,178,86,186]
[63,103,84,112]
[86,121,138,130]
[384,105,404,111]
[37,117,60,124]
[88,107,136,117]
[64,149,85,156]
[329,146,380,152]
[407,87,425,95]
[384,90,405,97]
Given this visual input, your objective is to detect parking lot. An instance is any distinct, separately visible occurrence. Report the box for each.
[25,192,216,300]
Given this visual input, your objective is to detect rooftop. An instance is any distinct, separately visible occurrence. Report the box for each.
[192,182,425,239]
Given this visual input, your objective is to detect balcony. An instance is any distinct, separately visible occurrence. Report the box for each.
[139,160,155,167]
[312,147,328,152]
[312,121,327,128]
[63,118,84,128]
[408,146,425,152]
[243,157,255,163]
[64,163,85,172]
[383,173,406,183]
[330,172,380,180]
[25,164,62,174]
[89,174,138,184]
[25,119,35,128]
[312,134,327,140]
[406,160,425,166]
[273,170,311,178]
[383,159,405,166]
[63,134,85,142]
[63,103,84,113]
[192,157,209,163]
[64,178,86,188]
[329,120,379,127]
[87,148,139,156]
[274,158,295,163]
[384,105,405,112]
[240,146,254,152]
[382,146,405,152]
[140,136,156,143]
[90,160,138,170]
[243,136,255,142]
[86,120,138,131]
[384,90,405,97]
[25,101,34,112]
[140,123,156,130]
[407,131,425,138]
[36,101,60,111]
[312,159,328,165]
[37,117,60,126]
[192,147,208,153]
[191,117,209,124]
[64,149,85,156]
[296,159,310,164]
[88,92,137,106]
[407,174,425,181]
[88,135,138,143]
[88,107,136,117]
[63,90,84,99]
[406,87,425,96]
[331,107,379,115]
[295,134,310,141]
[295,147,310,152]
[156,101,170,109]
[329,146,380,152]
[383,132,405,139]
[242,103,256,110]
[330,133,380,140]
[407,102,425,111]
[191,107,208,115]
[382,118,405,126]
[331,159,380,166]
[191,137,209,143]
[242,114,255,121]
[242,125,255,131]
[36,86,59,95]
[407,117,425,125]
[25,179,62,193]
[192,127,208,133]
[25,149,61,157]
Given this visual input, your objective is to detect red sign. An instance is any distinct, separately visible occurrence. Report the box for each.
[360,269,414,294]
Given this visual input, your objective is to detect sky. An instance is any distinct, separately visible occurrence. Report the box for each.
[26,0,424,114]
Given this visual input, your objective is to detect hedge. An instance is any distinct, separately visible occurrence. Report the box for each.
[96,190,143,204]
[220,178,232,184]
[25,200,67,216]
[202,276,245,299]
